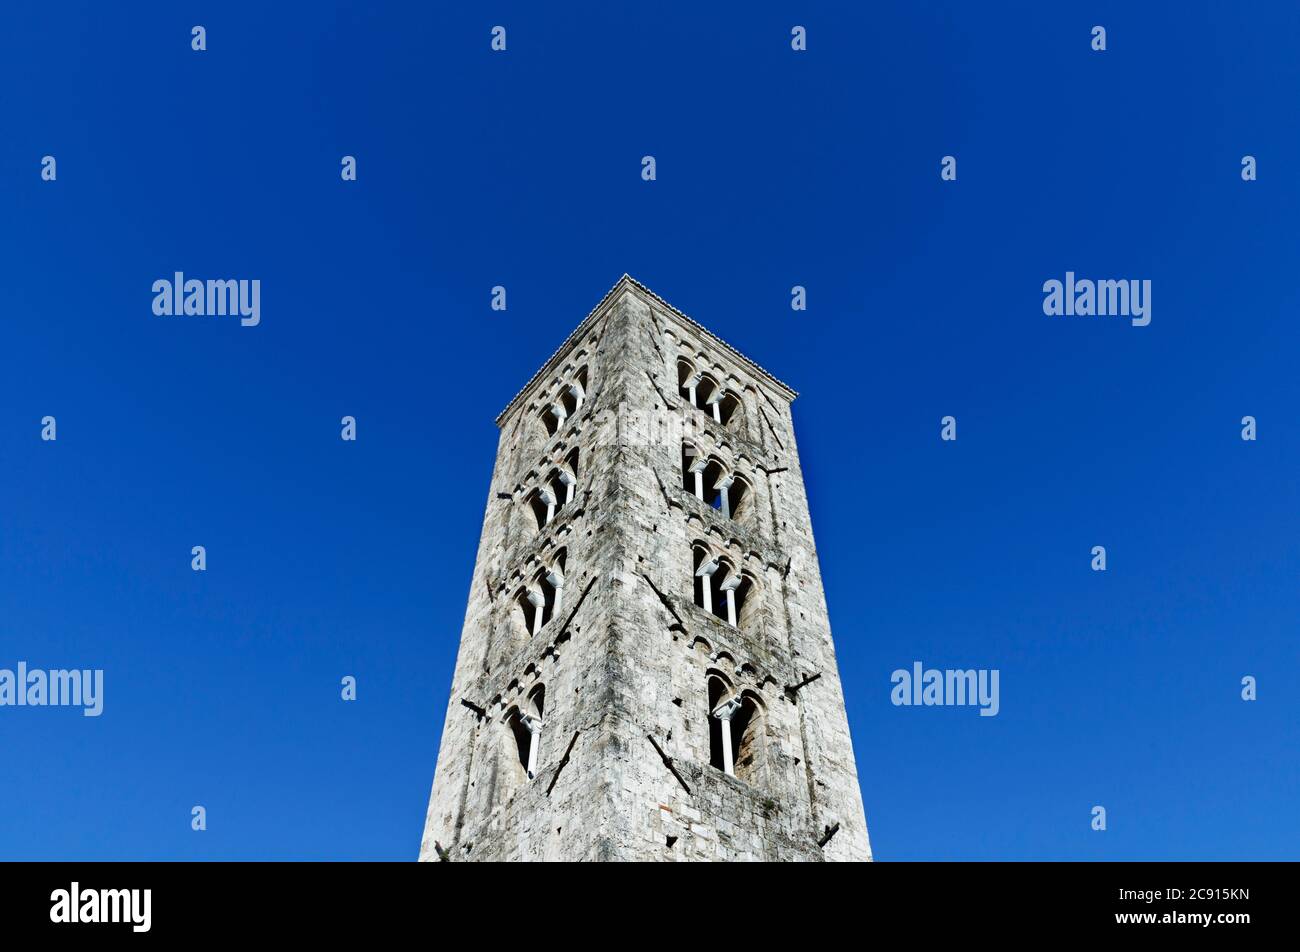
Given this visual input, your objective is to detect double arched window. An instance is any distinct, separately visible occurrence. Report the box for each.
[506,684,546,781]
[706,673,764,781]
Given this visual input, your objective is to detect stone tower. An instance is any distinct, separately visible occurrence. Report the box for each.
[419,276,871,862]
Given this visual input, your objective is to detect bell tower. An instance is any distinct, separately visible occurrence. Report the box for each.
[419,276,871,861]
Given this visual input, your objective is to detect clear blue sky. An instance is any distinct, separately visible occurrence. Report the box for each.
[1,1,1296,860]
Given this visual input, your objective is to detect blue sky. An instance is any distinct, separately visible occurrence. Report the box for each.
[1,1,1296,860]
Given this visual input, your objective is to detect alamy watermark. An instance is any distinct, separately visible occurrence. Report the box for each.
[152,272,260,326]
[891,661,1000,716]
[0,662,103,716]
[1043,272,1150,326]
[50,882,150,932]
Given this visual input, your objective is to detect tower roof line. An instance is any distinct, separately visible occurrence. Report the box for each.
[495,274,798,426]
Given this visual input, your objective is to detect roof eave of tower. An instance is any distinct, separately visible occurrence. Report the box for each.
[494,274,798,427]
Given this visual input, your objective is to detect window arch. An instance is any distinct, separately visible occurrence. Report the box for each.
[692,545,752,628]
[563,447,580,497]
[713,389,741,428]
[506,706,531,779]
[677,358,698,403]
[515,586,543,637]
[733,571,757,629]
[700,458,726,511]
[681,443,751,522]
[505,685,545,781]
[713,559,740,625]
[541,402,565,437]
[541,368,588,438]
[545,468,573,515]
[731,691,765,782]
[681,441,703,495]
[528,486,556,531]
[725,473,751,521]
[678,359,741,424]
[679,361,721,413]
[560,367,587,417]
[707,676,763,779]
[694,374,720,413]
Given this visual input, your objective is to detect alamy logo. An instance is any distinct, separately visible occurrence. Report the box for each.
[1043,272,1150,326]
[50,882,151,933]
[891,661,1000,716]
[0,662,103,716]
[152,272,260,326]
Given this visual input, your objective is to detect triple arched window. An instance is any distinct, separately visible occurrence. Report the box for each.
[514,549,566,638]
[527,449,580,531]
[541,367,588,437]
[677,359,741,428]
[681,443,750,521]
[692,543,755,628]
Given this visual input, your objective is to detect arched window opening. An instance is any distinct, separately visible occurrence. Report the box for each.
[731,693,764,782]
[507,707,531,776]
[736,573,759,630]
[522,686,545,779]
[516,587,544,637]
[727,475,751,522]
[564,449,580,501]
[541,403,565,438]
[529,488,556,531]
[691,559,750,628]
[700,459,725,510]
[542,559,564,624]
[560,383,580,418]
[677,359,697,404]
[713,561,738,624]
[716,390,741,428]
[562,367,587,417]
[528,567,560,632]
[708,675,749,777]
[681,442,702,494]
[694,375,719,412]
[546,469,572,514]
[507,692,544,781]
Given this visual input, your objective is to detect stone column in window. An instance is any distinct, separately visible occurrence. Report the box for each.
[711,696,743,776]
[706,389,723,423]
[695,557,719,614]
[689,456,707,501]
[520,713,543,779]
[526,589,545,635]
[685,373,701,411]
[720,572,742,626]
[716,474,734,519]
[547,568,564,617]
